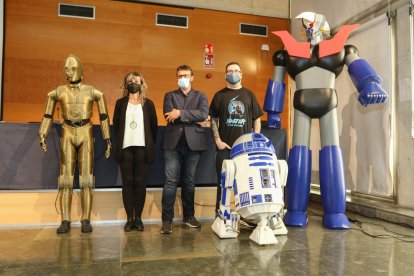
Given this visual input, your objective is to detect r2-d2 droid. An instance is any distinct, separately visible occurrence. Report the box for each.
[212,133,288,245]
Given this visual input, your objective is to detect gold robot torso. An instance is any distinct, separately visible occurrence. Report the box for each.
[56,84,98,121]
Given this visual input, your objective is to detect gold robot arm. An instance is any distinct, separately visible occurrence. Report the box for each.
[38,90,58,153]
[93,88,111,159]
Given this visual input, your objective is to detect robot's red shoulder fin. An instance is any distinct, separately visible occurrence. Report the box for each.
[272,31,310,59]
[319,24,359,58]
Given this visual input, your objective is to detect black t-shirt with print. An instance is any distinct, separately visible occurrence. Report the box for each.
[209,87,264,147]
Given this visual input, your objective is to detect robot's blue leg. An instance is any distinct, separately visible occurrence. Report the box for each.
[319,146,350,229]
[283,145,311,227]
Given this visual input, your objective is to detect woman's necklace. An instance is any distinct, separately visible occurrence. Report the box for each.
[129,103,139,129]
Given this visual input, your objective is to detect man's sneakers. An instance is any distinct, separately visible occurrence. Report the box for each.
[240,217,257,228]
[160,221,173,234]
[183,217,201,228]
[161,217,201,234]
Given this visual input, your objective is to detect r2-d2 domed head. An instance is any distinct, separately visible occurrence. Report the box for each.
[230,133,276,159]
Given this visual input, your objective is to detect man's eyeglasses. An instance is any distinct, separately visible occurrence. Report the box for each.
[226,70,241,74]
[177,74,191,79]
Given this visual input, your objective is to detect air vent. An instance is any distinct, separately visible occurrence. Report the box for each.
[240,23,268,37]
[58,3,95,19]
[156,13,188,28]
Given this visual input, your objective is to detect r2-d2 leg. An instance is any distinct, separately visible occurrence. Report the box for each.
[270,159,288,235]
[249,215,278,245]
[212,160,239,238]
[250,159,288,244]
[269,214,288,235]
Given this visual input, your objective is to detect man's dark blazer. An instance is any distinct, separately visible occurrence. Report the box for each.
[163,89,209,151]
[112,96,158,163]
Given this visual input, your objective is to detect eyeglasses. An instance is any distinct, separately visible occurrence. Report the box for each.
[226,70,241,74]
[177,74,191,79]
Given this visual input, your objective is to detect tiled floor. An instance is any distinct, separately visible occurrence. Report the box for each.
[1,206,414,275]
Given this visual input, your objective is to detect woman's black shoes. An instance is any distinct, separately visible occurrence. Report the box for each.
[124,219,135,232]
[124,218,144,232]
[134,218,144,231]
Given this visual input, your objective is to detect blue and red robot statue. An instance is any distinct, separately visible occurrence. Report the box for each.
[264,12,388,229]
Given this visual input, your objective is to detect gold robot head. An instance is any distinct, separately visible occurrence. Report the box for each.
[64,54,83,83]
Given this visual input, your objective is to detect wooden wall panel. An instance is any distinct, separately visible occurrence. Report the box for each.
[0,188,218,225]
[3,0,290,130]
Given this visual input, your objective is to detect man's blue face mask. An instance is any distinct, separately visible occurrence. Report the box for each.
[226,73,240,85]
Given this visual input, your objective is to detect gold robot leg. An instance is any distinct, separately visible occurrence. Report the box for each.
[57,125,76,234]
[58,175,74,221]
[78,125,94,232]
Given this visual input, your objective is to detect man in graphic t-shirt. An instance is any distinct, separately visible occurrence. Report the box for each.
[209,61,264,213]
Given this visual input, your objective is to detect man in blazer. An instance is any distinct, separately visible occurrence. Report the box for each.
[160,65,209,234]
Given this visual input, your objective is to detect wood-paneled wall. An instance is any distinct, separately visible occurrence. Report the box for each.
[3,0,289,129]
[0,188,218,225]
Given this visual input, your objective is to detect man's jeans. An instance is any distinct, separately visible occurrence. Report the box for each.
[162,143,201,222]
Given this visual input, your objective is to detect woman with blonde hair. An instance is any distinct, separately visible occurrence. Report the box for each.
[113,71,158,232]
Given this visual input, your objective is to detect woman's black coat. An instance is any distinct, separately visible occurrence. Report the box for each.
[112,96,158,163]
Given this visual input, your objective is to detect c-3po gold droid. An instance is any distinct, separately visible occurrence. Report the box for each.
[38,55,111,234]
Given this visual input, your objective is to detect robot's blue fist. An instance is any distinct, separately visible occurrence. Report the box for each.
[358,82,388,107]
[267,113,281,129]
